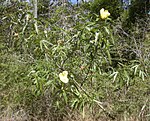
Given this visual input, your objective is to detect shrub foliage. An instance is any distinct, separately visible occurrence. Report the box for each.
[0,1,149,121]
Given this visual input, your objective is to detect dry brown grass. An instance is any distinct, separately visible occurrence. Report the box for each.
[0,112,149,121]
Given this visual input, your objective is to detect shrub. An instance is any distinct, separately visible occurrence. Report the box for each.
[0,1,149,120]
[128,0,149,23]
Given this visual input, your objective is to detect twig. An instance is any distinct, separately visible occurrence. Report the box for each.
[138,99,149,118]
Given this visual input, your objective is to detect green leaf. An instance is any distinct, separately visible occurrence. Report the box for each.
[104,26,110,35]
[63,90,68,104]
[71,99,78,109]
[106,50,112,65]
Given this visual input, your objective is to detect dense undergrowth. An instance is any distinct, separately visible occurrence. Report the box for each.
[0,1,150,121]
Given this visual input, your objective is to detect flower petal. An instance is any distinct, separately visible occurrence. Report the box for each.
[100,8,110,19]
[62,71,68,76]
[59,71,69,83]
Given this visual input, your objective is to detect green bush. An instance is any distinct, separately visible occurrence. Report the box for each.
[0,1,149,120]
[128,0,149,23]
[121,0,149,28]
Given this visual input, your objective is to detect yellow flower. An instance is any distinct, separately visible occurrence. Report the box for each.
[59,71,69,83]
[57,40,64,45]
[14,33,18,37]
[100,8,110,19]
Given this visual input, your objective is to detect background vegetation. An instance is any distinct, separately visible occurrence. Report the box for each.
[0,0,149,121]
